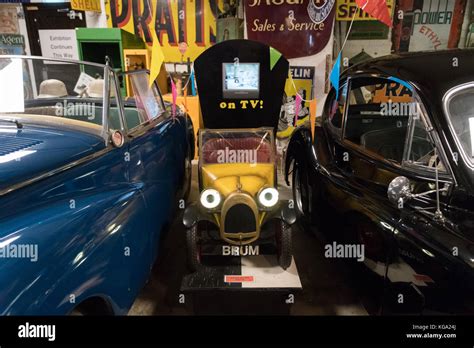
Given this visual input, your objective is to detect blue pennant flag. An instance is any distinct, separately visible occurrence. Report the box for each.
[388,76,413,91]
[330,53,342,100]
[190,68,196,96]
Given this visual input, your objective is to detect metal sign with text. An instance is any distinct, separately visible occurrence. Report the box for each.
[245,0,336,59]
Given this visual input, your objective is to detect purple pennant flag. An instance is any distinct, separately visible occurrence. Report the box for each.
[294,93,302,126]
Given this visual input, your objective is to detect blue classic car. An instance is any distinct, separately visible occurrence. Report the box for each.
[0,56,193,315]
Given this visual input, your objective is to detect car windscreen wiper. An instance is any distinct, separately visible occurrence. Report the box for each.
[0,118,23,129]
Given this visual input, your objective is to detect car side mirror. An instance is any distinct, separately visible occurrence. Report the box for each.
[388,176,412,208]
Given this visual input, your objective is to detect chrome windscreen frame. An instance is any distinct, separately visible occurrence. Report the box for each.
[0,55,114,145]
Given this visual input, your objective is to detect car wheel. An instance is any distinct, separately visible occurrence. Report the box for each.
[276,220,293,270]
[292,161,312,230]
[186,225,201,272]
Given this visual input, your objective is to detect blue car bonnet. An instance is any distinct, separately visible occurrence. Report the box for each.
[0,124,106,193]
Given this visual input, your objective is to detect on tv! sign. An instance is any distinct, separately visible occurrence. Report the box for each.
[106,0,221,61]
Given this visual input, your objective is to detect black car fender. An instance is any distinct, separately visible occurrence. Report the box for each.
[285,125,332,186]
[285,126,313,186]
[185,115,195,157]
[261,200,297,226]
[182,203,215,228]
[280,200,297,225]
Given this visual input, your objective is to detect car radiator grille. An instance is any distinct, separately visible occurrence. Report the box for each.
[224,203,256,233]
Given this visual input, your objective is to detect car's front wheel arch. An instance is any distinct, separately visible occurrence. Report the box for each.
[68,296,115,316]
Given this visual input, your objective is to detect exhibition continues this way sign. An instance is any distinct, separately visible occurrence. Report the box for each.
[245,0,336,59]
[38,30,79,63]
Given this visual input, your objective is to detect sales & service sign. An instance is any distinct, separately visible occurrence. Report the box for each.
[245,0,336,59]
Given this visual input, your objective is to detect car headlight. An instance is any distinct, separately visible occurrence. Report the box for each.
[258,187,279,208]
[200,189,221,209]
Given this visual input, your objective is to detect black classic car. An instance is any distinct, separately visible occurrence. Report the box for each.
[285,49,474,314]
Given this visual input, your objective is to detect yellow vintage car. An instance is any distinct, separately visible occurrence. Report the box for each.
[183,127,296,271]
[184,38,295,272]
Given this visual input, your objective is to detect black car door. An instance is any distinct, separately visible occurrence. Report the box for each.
[338,75,457,313]
[335,76,410,241]
[332,76,426,312]
[388,100,458,313]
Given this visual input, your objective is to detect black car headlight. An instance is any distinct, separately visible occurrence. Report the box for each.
[258,187,279,208]
[200,189,221,210]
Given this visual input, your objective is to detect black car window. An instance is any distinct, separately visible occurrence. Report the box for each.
[403,103,447,173]
[344,77,414,164]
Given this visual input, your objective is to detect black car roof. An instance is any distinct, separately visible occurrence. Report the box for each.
[343,49,474,101]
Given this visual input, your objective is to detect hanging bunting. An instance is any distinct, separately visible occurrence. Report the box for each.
[183,81,188,113]
[310,99,317,141]
[388,76,413,91]
[270,47,282,70]
[171,78,177,118]
[190,68,196,96]
[294,93,302,127]
[330,53,342,100]
[149,30,165,87]
[355,0,393,27]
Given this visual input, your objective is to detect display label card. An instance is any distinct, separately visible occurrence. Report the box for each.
[224,275,255,283]
[74,72,94,95]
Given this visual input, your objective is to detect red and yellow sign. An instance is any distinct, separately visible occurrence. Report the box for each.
[106,0,222,62]
[71,0,101,13]
[336,0,394,21]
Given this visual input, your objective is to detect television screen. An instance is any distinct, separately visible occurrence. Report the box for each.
[222,62,260,99]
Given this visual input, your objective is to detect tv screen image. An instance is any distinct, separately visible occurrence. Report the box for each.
[222,62,260,99]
